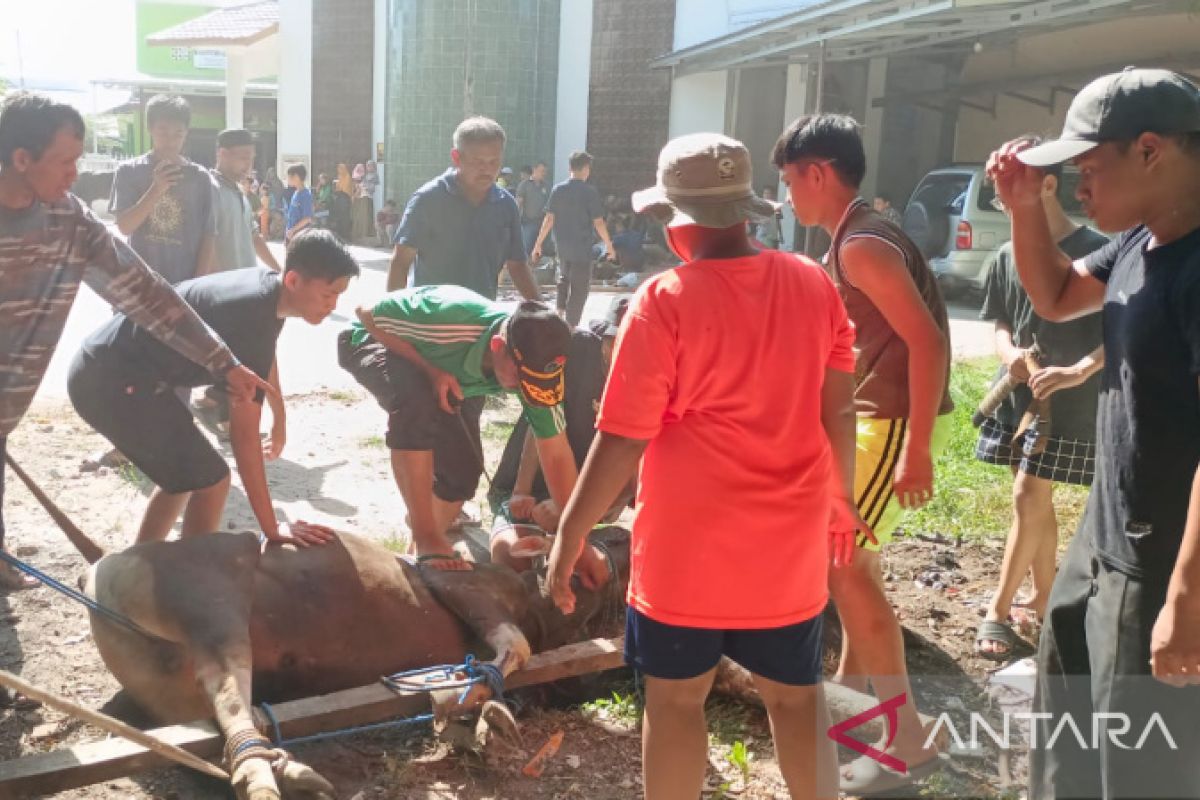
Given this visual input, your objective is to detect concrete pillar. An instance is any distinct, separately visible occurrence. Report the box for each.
[860,57,887,201]
[668,71,729,138]
[276,0,313,175]
[554,0,593,182]
[778,62,809,251]
[224,47,246,129]
[372,0,388,205]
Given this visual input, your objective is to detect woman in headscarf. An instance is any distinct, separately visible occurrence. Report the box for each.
[350,163,374,243]
[335,163,353,197]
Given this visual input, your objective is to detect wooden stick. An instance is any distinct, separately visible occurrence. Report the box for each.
[3,453,105,565]
[0,637,625,798]
[0,670,228,784]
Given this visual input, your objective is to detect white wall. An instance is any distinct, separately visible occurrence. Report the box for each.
[276,0,312,175]
[554,0,594,181]
[668,71,729,137]
[372,0,388,205]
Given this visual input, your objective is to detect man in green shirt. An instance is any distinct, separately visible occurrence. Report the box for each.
[339,285,600,576]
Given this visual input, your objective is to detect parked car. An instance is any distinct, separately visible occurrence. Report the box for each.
[900,164,1090,298]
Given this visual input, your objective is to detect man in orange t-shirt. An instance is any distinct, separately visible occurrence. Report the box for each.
[546,133,869,800]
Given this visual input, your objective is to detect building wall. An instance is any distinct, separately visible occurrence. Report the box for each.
[311,0,375,179]
[384,0,560,203]
[554,0,593,182]
[277,0,313,175]
[586,0,676,202]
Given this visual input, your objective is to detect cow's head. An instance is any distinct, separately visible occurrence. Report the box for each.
[516,525,631,651]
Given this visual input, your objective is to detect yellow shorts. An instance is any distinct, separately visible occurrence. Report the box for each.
[853,414,953,551]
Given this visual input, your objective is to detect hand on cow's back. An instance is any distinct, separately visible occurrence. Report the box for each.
[264,520,337,547]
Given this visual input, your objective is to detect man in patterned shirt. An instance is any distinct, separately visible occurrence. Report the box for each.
[0,92,271,591]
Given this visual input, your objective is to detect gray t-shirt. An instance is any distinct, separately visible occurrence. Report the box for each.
[109,153,215,284]
[211,171,257,271]
[516,178,549,222]
[547,178,603,262]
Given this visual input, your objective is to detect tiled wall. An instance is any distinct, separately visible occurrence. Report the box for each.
[312,0,376,179]
[384,0,560,204]
[587,0,676,203]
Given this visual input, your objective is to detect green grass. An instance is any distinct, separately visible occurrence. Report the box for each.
[380,535,408,553]
[901,357,1090,544]
[580,682,642,725]
[361,434,386,448]
[481,419,515,445]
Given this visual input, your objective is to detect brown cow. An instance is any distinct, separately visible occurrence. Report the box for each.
[78,527,629,800]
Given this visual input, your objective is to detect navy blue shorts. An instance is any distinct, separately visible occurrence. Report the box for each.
[624,607,824,686]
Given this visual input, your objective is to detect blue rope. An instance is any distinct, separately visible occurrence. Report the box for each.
[260,654,507,751]
[0,549,163,641]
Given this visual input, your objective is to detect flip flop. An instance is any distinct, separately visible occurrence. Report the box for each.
[840,753,946,796]
[974,619,1017,661]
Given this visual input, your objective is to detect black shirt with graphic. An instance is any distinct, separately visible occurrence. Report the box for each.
[979,226,1109,440]
[1082,224,1200,579]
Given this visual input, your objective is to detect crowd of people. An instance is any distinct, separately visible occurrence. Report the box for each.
[2,64,1200,800]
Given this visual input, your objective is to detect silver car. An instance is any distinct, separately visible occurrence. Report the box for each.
[901,165,1089,298]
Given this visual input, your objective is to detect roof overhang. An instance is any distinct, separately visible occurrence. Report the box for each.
[146,0,278,48]
[652,0,1177,75]
[92,75,278,101]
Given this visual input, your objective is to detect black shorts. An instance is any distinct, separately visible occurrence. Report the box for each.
[624,606,824,686]
[67,351,229,495]
[975,417,1096,486]
[337,331,484,502]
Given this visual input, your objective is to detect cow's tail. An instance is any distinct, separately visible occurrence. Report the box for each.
[5,453,105,564]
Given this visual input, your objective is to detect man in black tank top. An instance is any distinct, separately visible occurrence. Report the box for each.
[773,114,951,794]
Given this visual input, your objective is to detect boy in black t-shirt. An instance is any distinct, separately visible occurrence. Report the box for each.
[973,141,1108,660]
[69,230,359,547]
[989,69,1200,799]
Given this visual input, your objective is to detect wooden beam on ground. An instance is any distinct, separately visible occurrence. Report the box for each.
[0,637,625,799]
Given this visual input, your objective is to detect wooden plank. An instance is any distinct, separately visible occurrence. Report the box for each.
[0,637,625,799]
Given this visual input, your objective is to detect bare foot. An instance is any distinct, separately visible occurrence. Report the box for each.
[410,537,474,572]
[0,560,39,592]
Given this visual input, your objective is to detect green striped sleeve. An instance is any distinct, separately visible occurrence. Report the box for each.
[524,401,567,439]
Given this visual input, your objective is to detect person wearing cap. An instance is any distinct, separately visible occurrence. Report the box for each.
[545,133,863,799]
[211,128,281,273]
[774,113,953,794]
[385,117,540,301]
[340,285,605,577]
[987,67,1200,799]
[531,150,615,326]
[488,295,636,571]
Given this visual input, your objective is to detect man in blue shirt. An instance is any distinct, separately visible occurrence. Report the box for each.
[284,163,313,245]
[385,116,539,301]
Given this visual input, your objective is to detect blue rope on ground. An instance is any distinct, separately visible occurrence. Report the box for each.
[0,549,162,641]
[260,654,507,751]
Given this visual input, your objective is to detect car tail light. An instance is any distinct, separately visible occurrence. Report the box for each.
[955,220,973,250]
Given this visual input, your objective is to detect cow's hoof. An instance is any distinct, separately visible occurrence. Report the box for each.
[277,759,335,798]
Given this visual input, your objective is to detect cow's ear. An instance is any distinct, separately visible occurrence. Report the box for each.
[509,535,552,559]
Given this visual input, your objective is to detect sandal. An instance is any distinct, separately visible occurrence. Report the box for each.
[840,752,946,796]
[974,619,1017,661]
[415,553,474,572]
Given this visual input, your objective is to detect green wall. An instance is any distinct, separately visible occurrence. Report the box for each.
[136,2,226,79]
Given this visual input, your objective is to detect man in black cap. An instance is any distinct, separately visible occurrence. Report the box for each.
[488,295,635,570]
[989,67,1200,799]
[341,284,606,580]
[211,128,281,273]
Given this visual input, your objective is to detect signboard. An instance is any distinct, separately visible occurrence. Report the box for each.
[192,49,227,70]
[136,2,226,80]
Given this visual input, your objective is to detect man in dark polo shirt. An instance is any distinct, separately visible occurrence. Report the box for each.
[989,68,1200,799]
[532,150,614,326]
[385,116,540,301]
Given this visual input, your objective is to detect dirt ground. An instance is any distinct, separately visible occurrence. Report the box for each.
[1,390,1039,800]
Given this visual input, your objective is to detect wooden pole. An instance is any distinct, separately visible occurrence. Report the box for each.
[0,671,229,784]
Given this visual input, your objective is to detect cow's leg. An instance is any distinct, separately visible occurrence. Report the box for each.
[418,564,532,721]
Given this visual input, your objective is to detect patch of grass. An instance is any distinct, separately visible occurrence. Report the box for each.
[380,535,408,553]
[581,688,642,725]
[707,696,752,746]
[327,389,358,403]
[361,434,386,448]
[901,357,1089,544]
[481,419,515,445]
[116,462,146,488]
[727,739,753,787]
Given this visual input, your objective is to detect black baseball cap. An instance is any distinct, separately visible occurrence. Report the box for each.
[1019,68,1200,167]
[504,301,570,407]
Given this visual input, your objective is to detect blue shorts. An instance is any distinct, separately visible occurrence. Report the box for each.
[624,607,824,686]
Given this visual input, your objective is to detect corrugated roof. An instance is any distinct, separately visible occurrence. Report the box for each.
[146,1,278,48]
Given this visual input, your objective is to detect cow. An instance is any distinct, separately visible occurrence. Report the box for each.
[71,527,630,800]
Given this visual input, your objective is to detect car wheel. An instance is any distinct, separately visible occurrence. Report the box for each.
[902,201,951,259]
